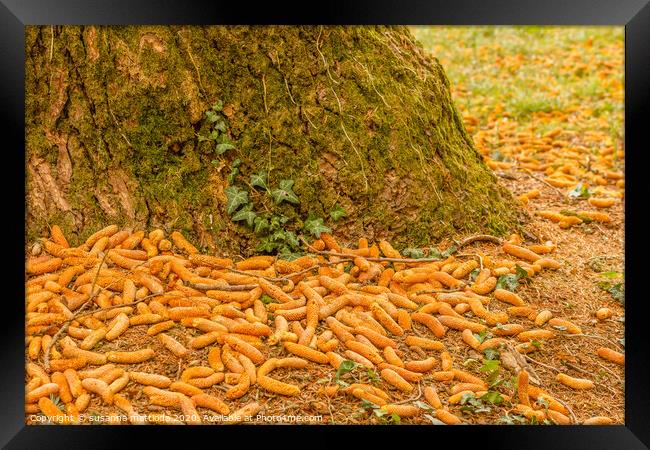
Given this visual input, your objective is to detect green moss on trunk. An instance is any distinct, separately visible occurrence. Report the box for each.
[25,25,525,254]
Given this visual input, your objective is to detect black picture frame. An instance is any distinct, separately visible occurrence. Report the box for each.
[3,1,648,448]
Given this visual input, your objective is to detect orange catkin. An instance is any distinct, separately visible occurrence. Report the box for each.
[556,373,595,390]
[517,370,530,407]
[380,368,413,393]
[284,342,329,364]
[596,347,624,365]
[351,388,387,406]
[106,349,155,364]
[50,225,70,248]
[170,231,198,254]
[224,335,265,364]
[493,289,525,306]
[424,386,442,409]
[502,243,541,262]
[404,335,444,351]
[411,312,446,338]
[27,258,63,275]
[435,409,462,424]
[437,315,487,333]
[381,404,421,417]
[192,393,230,415]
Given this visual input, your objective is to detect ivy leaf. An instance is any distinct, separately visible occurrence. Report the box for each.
[468,268,481,283]
[335,360,358,385]
[212,100,224,112]
[282,231,300,249]
[402,248,427,259]
[232,205,257,228]
[496,266,528,291]
[414,401,434,411]
[598,281,625,305]
[226,167,238,185]
[442,245,458,258]
[270,179,300,205]
[460,392,478,405]
[214,119,227,133]
[515,265,530,281]
[483,347,500,360]
[303,217,332,238]
[367,369,380,383]
[423,414,446,425]
[256,237,277,254]
[497,413,527,425]
[216,142,236,155]
[269,215,289,232]
[253,216,269,234]
[224,186,249,215]
[568,183,591,199]
[600,271,622,279]
[277,251,304,262]
[206,110,219,123]
[481,391,504,405]
[260,294,278,304]
[362,399,381,411]
[607,283,625,305]
[480,359,500,374]
[251,172,269,190]
[330,204,347,221]
[496,273,519,291]
[474,330,490,343]
[208,129,221,140]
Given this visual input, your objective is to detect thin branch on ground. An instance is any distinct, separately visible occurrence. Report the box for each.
[44,251,109,372]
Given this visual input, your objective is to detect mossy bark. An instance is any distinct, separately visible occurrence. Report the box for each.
[26,25,524,254]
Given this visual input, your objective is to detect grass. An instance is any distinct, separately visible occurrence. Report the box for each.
[410,26,623,131]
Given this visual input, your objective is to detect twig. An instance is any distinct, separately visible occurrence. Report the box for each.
[262,74,269,115]
[554,397,579,425]
[522,168,564,197]
[177,30,204,93]
[394,382,422,405]
[187,282,258,291]
[456,234,503,248]
[49,26,54,62]
[284,78,296,105]
[414,288,462,295]
[563,333,623,349]
[523,354,561,373]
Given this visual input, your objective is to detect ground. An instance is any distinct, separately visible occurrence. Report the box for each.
[25,27,624,425]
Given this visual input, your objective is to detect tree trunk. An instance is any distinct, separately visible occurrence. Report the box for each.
[25,25,523,254]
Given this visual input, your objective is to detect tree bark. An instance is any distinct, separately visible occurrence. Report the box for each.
[25,25,523,254]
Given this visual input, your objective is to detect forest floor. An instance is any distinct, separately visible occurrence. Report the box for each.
[25,27,624,426]
[410,26,625,423]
